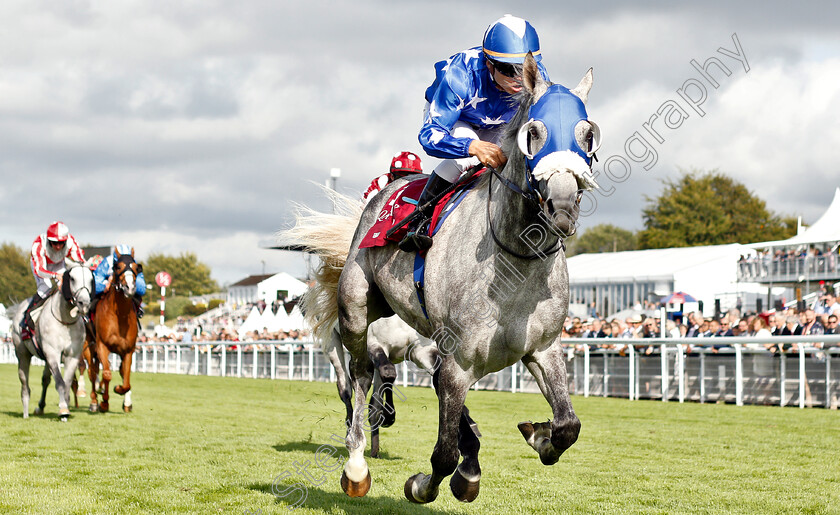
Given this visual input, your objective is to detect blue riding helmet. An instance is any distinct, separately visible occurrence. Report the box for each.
[114,244,132,258]
[482,15,541,64]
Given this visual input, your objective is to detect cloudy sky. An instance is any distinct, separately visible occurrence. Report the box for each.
[2,1,838,285]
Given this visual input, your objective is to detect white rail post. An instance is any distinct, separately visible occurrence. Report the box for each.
[678,345,685,403]
[402,360,408,388]
[308,345,314,381]
[735,344,743,406]
[583,346,590,398]
[153,345,158,373]
[826,350,832,409]
[288,346,294,380]
[194,345,199,375]
[511,362,517,393]
[603,353,609,398]
[661,344,668,402]
[628,344,636,401]
[780,353,787,407]
[700,351,706,403]
[221,345,226,377]
[253,345,258,379]
[206,344,211,376]
[270,345,276,380]
[164,344,170,373]
[799,344,806,409]
[176,344,181,374]
[143,346,148,372]
[237,345,243,378]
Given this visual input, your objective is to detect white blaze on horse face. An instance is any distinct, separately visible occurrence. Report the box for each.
[124,271,136,297]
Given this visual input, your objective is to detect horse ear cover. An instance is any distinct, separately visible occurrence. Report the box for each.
[61,270,72,302]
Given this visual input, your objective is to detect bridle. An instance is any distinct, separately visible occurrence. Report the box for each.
[487,163,582,260]
[52,266,92,325]
[113,254,141,296]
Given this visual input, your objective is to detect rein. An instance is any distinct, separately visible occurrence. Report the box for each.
[486,166,565,260]
[51,269,91,325]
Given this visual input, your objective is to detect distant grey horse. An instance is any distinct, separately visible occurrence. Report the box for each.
[287,56,599,504]
[9,261,94,420]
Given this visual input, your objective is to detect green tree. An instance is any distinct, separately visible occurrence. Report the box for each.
[638,170,798,249]
[142,252,219,301]
[0,243,32,304]
[567,224,638,256]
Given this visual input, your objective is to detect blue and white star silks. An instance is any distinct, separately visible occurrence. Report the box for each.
[419,46,549,160]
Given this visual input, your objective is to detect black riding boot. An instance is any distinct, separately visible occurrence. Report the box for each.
[133,294,144,318]
[398,173,451,252]
[20,294,47,340]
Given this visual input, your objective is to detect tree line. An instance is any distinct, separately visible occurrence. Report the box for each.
[565,170,798,256]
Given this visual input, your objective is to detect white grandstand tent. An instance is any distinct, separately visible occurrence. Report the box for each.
[270,305,292,332]
[237,305,263,336]
[746,187,840,248]
[282,305,307,332]
[566,243,760,317]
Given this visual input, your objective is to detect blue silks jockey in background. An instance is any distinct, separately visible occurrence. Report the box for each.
[91,244,146,320]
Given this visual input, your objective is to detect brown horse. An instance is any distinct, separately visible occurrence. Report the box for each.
[84,247,141,413]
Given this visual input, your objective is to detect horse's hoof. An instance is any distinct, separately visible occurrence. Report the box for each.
[88,404,99,413]
[33,407,44,416]
[449,468,480,502]
[123,403,133,413]
[58,408,70,421]
[77,390,87,398]
[100,402,109,413]
[404,473,438,504]
[340,469,371,497]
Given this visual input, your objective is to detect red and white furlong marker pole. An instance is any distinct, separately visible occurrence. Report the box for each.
[155,271,172,327]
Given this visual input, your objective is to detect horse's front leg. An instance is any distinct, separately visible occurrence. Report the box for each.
[404,359,470,504]
[520,340,581,465]
[95,343,112,412]
[42,350,71,419]
[368,345,397,428]
[114,351,133,400]
[60,354,81,413]
[16,346,33,418]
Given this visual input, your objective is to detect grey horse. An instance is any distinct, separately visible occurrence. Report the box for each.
[288,55,600,504]
[9,261,94,420]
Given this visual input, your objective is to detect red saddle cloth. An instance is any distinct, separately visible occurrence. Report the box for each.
[359,169,487,249]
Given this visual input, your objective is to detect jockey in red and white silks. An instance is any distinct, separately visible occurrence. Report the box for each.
[362,151,423,205]
[30,221,85,298]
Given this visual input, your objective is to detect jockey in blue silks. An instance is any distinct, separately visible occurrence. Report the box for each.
[91,244,146,320]
[399,14,551,252]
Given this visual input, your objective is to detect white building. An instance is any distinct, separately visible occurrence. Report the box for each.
[566,243,765,317]
[226,272,308,307]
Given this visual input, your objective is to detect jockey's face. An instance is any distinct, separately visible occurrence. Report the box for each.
[487,59,522,95]
[49,240,66,251]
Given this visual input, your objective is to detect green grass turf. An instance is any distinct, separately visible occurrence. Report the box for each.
[1,363,838,514]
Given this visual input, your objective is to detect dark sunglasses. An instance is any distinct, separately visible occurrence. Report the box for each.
[489,60,519,78]
[49,240,66,247]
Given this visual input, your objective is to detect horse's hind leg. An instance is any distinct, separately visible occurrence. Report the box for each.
[369,368,383,458]
[115,352,134,412]
[405,360,470,504]
[35,363,52,416]
[519,340,581,465]
[86,345,101,412]
[60,354,81,417]
[16,349,32,419]
[326,328,353,425]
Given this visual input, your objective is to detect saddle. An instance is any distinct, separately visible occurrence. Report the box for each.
[359,168,488,250]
